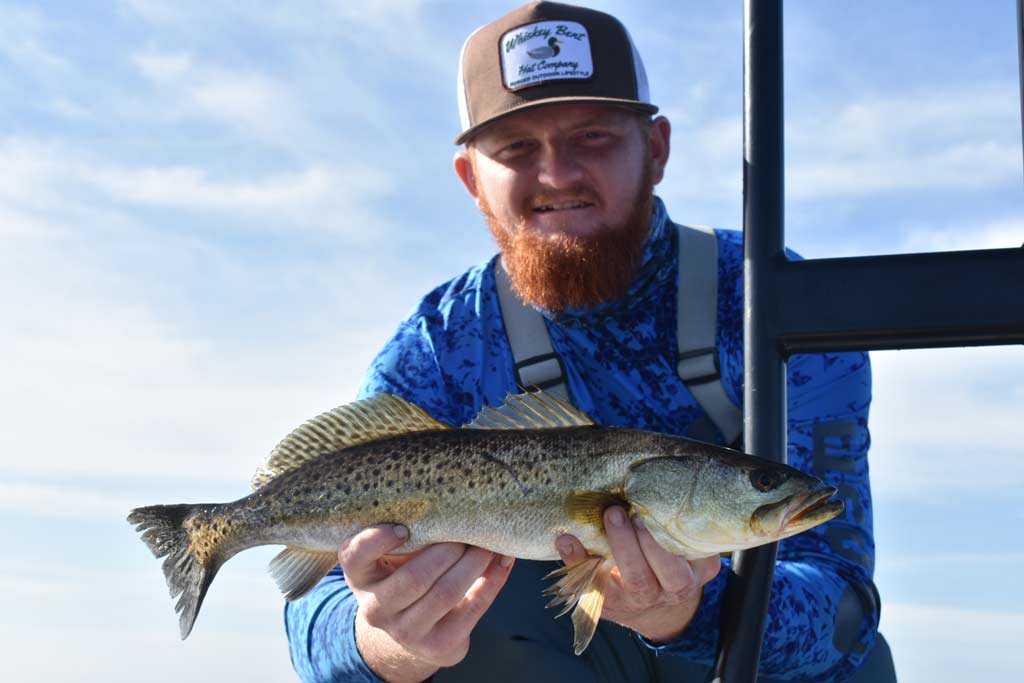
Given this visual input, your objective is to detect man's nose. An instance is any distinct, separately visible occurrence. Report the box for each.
[536,141,583,188]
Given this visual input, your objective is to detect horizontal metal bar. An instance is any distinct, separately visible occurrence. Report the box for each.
[772,247,1024,354]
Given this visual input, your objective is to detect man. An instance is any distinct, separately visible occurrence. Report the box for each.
[286,3,880,682]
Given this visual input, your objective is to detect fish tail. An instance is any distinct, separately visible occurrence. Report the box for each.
[128,503,228,639]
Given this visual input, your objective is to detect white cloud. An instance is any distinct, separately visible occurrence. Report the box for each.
[90,162,381,213]
[131,49,316,145]
[788,82,1021,199]
[122,1,449,79]
[0,259,392,483]
[880,551,1024,571]
[881,603,1024,681]
[0,481,144,520]
[868,346,1024,499]
[664,82,1021,204]
[0,554,295,683]
[0,136,418,487]
[0,136,393,234]
[901,216,1023,252]
[0,7,70,74]
[788,140,1021,198]
[664,115,743,202]
[133,50,192,82]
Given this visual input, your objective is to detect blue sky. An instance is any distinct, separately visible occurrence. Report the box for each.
[1,1,1021,681]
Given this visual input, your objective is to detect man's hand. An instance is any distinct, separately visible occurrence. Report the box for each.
[556,506,720,643]
[339,525,515,683]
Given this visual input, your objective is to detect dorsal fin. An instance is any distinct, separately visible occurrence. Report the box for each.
[464,389,595,430]
[251,393,449,489]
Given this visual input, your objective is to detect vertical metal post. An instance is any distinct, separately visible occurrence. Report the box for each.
[712,1,786,681]
[1017,0,1024,181]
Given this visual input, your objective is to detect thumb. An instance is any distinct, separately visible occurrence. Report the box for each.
[555,534,589,565]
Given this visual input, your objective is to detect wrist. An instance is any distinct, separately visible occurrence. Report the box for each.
[354,609,440,683]
[621,596,702,644]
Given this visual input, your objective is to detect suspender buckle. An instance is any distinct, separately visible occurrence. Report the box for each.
[514,352,569,392]
[676,347,721,385]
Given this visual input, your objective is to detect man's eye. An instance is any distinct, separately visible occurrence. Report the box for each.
[579,130,611,144]
[498,140,532,157]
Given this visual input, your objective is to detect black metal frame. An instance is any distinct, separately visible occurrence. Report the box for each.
[711,2,1024,681]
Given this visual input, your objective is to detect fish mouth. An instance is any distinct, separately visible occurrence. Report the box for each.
[754,486,844,537]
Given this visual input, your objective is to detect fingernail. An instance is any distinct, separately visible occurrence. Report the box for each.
[608,507,625,528]
[632,515,646,531]
[393,524,409,539]
[557,538,574,556]
[500,554,514,568]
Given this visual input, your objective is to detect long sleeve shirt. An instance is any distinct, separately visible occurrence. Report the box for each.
[285,197,877,682]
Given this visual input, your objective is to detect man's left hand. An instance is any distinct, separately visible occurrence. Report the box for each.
[556,505,721,643]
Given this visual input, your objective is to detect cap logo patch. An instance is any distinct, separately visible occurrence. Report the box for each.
[500,21,594,91]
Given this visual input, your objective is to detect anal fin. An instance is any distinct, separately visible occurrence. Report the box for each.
[268,546,338,601]
[542,555,612,655]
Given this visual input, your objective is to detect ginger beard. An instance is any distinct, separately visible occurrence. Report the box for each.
[477,159,654,313]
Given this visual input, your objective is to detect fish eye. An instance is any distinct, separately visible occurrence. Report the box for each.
[750,468,787,492]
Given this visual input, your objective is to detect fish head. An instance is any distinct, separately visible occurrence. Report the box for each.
[623,447,844,558]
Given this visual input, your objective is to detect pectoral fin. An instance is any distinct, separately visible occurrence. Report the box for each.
[564,489,628,529]
[542,555,613,655]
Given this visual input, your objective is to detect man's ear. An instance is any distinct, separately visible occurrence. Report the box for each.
[648,116,671,186]
[454,149,479,200]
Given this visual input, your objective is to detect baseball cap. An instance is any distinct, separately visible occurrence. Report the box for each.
[455,1,658,145]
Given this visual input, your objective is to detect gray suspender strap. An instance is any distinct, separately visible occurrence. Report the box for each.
[494,259,571,401]
[675,223,743,446]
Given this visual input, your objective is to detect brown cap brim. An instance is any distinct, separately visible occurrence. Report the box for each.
[454,97,658,145]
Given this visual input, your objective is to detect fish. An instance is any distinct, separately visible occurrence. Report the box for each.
[128,390,843,655]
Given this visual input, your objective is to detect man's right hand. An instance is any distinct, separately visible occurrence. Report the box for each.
[339,524,515,683]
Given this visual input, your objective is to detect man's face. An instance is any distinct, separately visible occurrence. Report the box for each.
[455,103,671,311]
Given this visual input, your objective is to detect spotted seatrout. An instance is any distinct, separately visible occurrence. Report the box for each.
[128,390,843,654]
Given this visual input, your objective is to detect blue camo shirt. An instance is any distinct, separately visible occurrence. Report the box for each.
[285,198,877,682]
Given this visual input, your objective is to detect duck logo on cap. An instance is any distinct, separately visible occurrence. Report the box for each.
[500,20,594,91]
